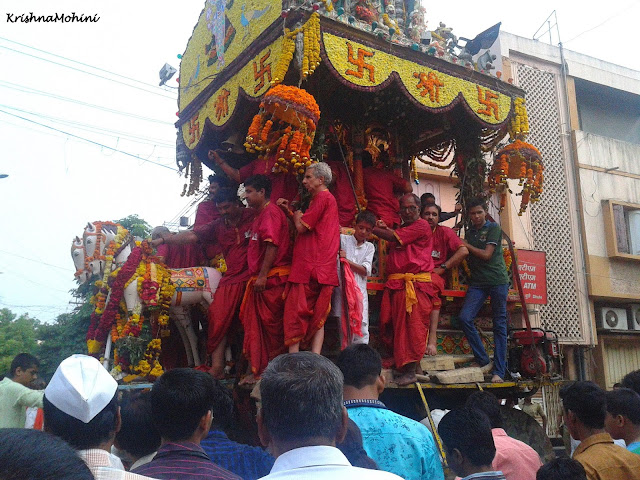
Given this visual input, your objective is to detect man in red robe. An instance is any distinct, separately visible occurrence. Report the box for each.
[327,158,357,227]
[151,188,255,378]
[373,193,444,385]
[278,162,340,354]
[194,174,238,264]
[239,174,292,384]
[363,159,412,228]
[209,150,299,203]
[421,203,469,356]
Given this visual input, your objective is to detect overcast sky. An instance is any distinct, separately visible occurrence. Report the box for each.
[1,0,638,323]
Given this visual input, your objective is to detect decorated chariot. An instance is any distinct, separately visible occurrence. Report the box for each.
[68,0,561,462]
[174,0,552,369]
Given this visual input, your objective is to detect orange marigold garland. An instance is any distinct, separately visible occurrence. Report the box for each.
[488,139,543,216]
[245,85,320,176]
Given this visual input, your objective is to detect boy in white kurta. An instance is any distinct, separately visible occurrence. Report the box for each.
[332,211,376,344]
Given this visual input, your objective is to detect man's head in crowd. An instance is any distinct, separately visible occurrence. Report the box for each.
[354,211,376,245]
[115,391,161,462]
[438,407,496,478]
[151,368,216,444]
[466,390,503,429]
[151,226,171,241]
[244,174,272,209]
[8,353,40,386]
[0,429,94,480]
[468,197,489,228]
[604,387,640,443]
[258,352,347,457]
[621,369,640,395]
[536,457,587,480]
[421,204,441,229]
[336,344,384,399]
[420,193,436,207]
[399,193,421,225]
[43,354,119,450]
[214,188,244,221]
[210,377,235,431]
[209,174,237,197]
[303,162,333,194]
[559,381,606,441]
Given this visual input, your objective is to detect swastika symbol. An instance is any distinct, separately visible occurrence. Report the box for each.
[253,50,272,94]
[215,89,230,121]
[345,42,375,82]
[477,85,500,120]
[413,71,444,103]
[188,115,200,145]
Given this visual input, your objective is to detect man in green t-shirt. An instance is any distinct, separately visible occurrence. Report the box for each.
[0,353,44,428]
[460,198,509,383]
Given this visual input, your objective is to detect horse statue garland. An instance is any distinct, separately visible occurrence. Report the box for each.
[72,221,222,382]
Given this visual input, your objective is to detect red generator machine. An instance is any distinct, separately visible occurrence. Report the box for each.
[508,328,561,378]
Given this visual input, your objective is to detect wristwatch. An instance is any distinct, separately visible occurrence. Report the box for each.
[441,263,448,270]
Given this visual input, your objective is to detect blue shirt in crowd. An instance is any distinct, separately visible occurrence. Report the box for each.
[201,428,275,480]
[345,399,445,480]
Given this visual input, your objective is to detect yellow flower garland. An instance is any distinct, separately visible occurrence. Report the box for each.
[272,13,321,85]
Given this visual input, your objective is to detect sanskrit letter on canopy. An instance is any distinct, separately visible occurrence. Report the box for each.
[215,89,231,121]
[413,71,444,103]
[345,42,375,82]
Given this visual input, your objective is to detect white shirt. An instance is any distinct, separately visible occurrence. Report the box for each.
[332,234,375,343]
[78,449,155,480]
[259,445,403,480]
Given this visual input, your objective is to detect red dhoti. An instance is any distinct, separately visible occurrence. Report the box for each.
[207,281,247,355]
[283,279,334,347]
[380,273,444,368]
[240,267,290,377]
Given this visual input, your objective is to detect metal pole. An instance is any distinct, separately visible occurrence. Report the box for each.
[333,130,362,214]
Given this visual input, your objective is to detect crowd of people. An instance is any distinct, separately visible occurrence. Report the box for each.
[151,159,508,386]
[2,351,640,480]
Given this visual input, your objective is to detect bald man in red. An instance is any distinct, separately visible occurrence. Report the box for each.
[240,174,292,384]
[373,193,444,385]
[278,162,340,355]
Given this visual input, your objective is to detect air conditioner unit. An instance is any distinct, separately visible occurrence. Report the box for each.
[596,307,629,331]
[627,304,640,331]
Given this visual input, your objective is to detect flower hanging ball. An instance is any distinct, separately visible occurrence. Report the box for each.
[245,85,320,175]
[489,139,544,215]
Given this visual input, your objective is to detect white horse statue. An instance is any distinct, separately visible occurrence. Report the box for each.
[73,221,221,370]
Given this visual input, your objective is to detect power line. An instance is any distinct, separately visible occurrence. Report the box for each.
[0,44,177,100]
[0,109,179,172]
[0,80,175,126]
[565,2,639,44]
[0,103,175,149]
[0,249,74,272]
[0,36,173,94]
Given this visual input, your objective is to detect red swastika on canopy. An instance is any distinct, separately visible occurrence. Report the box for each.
[477,85,500,120]
[253,50,272,94]
[345,42,375,82]
[188,115,200,145]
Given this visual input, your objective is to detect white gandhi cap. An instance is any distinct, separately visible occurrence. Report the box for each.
[44,354,118,424]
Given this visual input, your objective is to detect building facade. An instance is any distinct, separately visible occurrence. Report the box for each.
[499,32,640,389]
